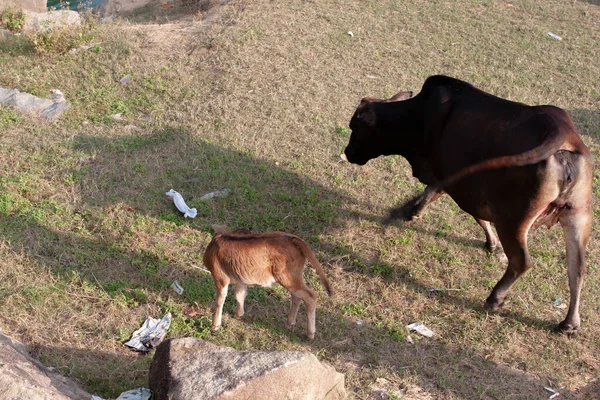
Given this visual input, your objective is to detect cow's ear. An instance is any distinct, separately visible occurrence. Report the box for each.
[388,91,413,102]
[356,96,375,120]
[356,103,376,125]
[359,96,376,108]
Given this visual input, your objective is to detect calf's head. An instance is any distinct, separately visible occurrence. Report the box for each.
[343,91,413,165]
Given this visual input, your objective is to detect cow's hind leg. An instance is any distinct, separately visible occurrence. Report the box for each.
[556,207,592,333]
[485,226,532,310]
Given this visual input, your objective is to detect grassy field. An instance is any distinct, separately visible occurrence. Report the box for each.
[1,0,599,398]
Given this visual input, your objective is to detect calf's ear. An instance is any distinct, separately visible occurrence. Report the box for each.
[388,91,413,102]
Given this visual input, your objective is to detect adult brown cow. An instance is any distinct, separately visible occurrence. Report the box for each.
[343,75,593,333]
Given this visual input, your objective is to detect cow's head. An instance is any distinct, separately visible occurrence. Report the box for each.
[343,91,413,165]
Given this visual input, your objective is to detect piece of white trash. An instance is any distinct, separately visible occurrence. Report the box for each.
[340,153,347,161]
[166,189,197,218]
[124,313,172,352]
[200,189,229,200]
[116,388,152,400]
[547,32,562,40]
[347,31,354,37]
[407,322,435,337]
[171,281,184,295]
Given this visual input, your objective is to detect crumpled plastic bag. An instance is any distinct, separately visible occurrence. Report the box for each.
[166,189,197,218]
[92,387,152,400]
[124,313,171,352]
[406,322,435,337]
[116,388,152,400]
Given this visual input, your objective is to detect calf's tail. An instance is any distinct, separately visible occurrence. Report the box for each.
[290,237,332,296]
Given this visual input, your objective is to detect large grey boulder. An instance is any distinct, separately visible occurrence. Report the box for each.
[0,0,46,13]
[0,332,91,400]
[22,10,81,33]
[0,88,70,122]
[96,0,154,18]
[149,338,347,400]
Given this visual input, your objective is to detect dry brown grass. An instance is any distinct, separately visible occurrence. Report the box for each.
[1,0,599,398]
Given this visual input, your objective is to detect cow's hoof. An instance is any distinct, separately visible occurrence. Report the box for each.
[284,322,295,331]
[211,325,221,332]
[555,321,579,335]
[484,297,504,311]
[306,332,315,340]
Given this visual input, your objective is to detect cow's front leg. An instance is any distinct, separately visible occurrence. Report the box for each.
[386,185,444,223]
[485,226,531,310]
[474,218,501,253]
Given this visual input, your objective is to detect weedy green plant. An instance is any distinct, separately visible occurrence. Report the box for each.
[0,6,25,32]
[23,5,98,54]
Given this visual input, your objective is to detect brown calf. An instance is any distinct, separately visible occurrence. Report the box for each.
[203,225,332,339]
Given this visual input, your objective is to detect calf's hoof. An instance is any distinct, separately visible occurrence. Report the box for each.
[484,297,504,311]
[306,332,315,340]
[211,324,221,332]
[555,321,579,335]
[284,322,295,331]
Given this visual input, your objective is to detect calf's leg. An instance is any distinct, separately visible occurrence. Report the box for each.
[212,278,230,330]
[234,282,248,318]
[291,286,318,339]
[285,293,302,331]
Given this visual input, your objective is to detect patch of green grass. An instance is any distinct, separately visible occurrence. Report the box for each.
[341,302,367,316]
[0,106,22,129]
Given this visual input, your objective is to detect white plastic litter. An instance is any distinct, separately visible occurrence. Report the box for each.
[200,189,229,200]
[116,388,152,400]
[547,32,562,41]
[347,31,354,37]
[124,313,172,352]
[171,281,184,295]
[407,322,435,337]
[166,189,197,218]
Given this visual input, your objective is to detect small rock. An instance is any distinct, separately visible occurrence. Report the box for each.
[120,75,132,85]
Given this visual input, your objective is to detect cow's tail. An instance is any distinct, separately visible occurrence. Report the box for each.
[290,236,332,296]
[437,128,572,190]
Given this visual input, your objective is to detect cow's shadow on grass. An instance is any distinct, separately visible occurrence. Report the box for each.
[0,125,585,398]
[570,108,600,146]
